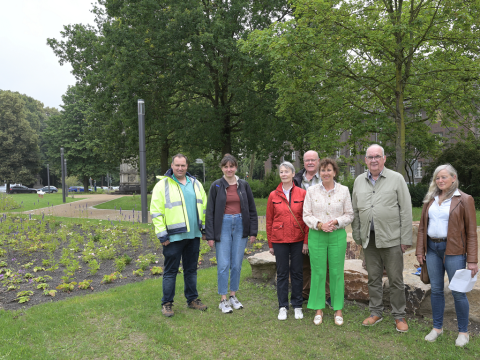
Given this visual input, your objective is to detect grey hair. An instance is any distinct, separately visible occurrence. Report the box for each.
[279,161,295,174]
[366,144,385,156]
[423,164,459,203]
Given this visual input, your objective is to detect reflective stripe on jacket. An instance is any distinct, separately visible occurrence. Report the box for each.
[150,169,207,243]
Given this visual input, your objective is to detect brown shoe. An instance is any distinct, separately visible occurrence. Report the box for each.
[188,298,208,311]
[395,318,408,332]
[362,315,383,326]
[162,302,174,317]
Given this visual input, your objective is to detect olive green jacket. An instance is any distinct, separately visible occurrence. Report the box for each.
[352,167,412,248]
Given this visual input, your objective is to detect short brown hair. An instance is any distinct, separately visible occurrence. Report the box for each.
[319,158,340,179]
[171,153,188,164]
[219,153,238,167]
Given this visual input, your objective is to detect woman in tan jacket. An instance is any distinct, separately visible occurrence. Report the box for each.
[416,164,478,347]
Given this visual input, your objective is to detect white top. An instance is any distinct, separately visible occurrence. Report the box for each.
[282,185,292,202]
[427,189,461,238]
[303,182,354,229]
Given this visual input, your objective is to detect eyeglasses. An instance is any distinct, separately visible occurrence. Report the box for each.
[304,159,318,163]
[365,155,383,161]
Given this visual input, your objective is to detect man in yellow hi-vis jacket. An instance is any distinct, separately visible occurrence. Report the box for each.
[150,154,208,317]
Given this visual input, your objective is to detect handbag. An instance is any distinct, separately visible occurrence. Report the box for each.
[420,260,430,284]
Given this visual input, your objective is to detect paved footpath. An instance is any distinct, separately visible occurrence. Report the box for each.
[20,194,152,223]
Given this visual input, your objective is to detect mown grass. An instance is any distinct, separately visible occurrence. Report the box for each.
[0,262,478,359]
[3,193,85,212]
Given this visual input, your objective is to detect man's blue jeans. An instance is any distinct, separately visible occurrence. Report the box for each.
[426,238,469,332]
[215,214,248,295]
[161,237,200,305]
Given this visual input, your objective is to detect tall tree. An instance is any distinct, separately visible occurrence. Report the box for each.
[47,0,293,173]
[0,91,41,189]
[243,0,480,175]
[43,85,114,191]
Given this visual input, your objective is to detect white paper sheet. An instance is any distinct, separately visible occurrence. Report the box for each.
[448,269,477,293]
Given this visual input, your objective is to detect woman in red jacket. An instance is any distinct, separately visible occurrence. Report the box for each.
[267,161,309,321]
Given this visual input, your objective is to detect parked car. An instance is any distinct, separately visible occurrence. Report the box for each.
[9,185,37,194]
[68,186,84,192]
[37,186,58,193]
[0,186,6,193]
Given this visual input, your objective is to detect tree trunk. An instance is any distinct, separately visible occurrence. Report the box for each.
[160,140,170,175]
[249,153,255,180]
[6,182,10,194]
[83,176,90,193]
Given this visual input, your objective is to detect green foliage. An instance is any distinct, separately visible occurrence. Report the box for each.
[0,91,41,186]
[408,184,429,208]
[56,282,77,292]
[87,259,100,275]
[114,257,127,272]
[0,194,19,211]
[37,283,49,290]
[78,279,93,290]
[248,171,282,198]
[132,269,144,277]
[101,272,121,284]
[150,266,163,275]
[16,290,34,303]
[135,253,156,271]
[43,289,57,297]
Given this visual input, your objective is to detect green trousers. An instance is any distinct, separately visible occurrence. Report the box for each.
[307,228,347,311]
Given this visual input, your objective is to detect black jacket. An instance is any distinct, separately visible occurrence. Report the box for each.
[293,168,306,188]
[205,177,258,241]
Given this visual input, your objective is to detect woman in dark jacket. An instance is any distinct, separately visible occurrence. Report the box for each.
[206,154,258,313]
[416,164,478,346]
[266,161,309,321]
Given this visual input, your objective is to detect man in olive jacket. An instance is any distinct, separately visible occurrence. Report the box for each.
[352,144,412,332]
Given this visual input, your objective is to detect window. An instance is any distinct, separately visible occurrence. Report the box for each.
[291,151,296,161]
[349,148,354,156]
[416,162,422,178]
[335,150,340,158]
[350,166,355,177]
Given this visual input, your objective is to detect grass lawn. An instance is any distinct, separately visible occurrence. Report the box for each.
[94,194,152,211]
[3,193,85,212]
[0,263,478,359]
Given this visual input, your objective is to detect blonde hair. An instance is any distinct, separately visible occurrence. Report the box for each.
[423,164,459,203]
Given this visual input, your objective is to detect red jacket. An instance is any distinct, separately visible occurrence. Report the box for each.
[266,183,309,248]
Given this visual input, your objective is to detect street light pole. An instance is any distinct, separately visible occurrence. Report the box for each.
[138,99,148,223]
[195,159,205,183]
[61,148,66,203]
[47,164,50,193]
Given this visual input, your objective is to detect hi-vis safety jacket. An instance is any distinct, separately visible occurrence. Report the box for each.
[150,169,207,243]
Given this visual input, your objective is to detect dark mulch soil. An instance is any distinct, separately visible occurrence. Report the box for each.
[0,224,270,312]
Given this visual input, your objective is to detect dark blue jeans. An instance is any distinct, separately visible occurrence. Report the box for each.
[162,237,200,305]
[426,238,469,332]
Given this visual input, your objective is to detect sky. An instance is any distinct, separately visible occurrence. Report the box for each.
[0,1,97,109]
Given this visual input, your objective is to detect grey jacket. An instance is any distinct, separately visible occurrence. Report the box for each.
[352,167,412,248]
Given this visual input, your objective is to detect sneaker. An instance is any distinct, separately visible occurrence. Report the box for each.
[425,329,443,342]
[325,297,333,309]
[278,307,287,320]
[162,302,174,317]
[188,298,208,311]
[229,295,243,310]
[294,308,303,320]
[455,333,469,347]
[219,299,233,314]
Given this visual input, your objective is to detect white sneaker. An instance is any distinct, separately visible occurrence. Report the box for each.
[219,299,233,314]
[278,307,287,320]
[294,308,303,320]
[425,329,443,342]
[455,333,469,347]
[229,296,243,310]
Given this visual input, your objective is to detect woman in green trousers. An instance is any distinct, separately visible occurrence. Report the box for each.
[303,158,354,326]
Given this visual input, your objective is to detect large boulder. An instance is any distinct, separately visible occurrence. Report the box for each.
[344,259,371,302]
[247,251,276,281]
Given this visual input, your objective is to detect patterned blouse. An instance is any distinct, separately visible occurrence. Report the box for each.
[303,182,354,230]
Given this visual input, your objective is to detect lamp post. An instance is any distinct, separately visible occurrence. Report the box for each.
[47,164,50,193]
[195,159,205,183]
[138,99,148,223]
[60,148,66,203]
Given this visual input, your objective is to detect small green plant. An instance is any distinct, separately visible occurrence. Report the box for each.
[209,257,217,265]
[33,276,46,283]
[253,243,263,250]
[37,283,49,290]
[150,266,163,275]
[7,285,18,291]
[16,290,34,303]
[244,248,252,255]
[56,282,77,292]
[136,253,156,270]
[33,266,45,272]
[114,257,127,272]
[44,289,56,297]
[22,262,34,269]
[101,272,121,283]
[88,259,100,275]
[24,273,34,279]
[78,279,93,290]
[122,254,132,264]
[42,259,52,267]
[0,261,7,267]
[132,269,144,277]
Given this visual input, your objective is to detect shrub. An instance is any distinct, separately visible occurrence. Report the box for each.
[0,194,20,211]
[407,183,428,208]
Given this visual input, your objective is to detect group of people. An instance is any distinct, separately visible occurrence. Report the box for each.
[150,144,478,347]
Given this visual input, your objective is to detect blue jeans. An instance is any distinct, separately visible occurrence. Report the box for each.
[215,214,248,295]
[161,237,200,305]
[426,238,469,332]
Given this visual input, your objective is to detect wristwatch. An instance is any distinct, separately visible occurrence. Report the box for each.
[317,222,323,231]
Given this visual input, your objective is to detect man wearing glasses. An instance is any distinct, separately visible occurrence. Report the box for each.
[293,151,325,303]
[351,144,412,332]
